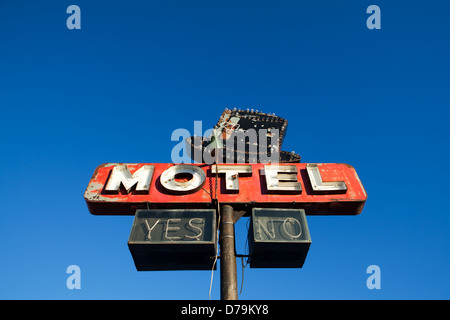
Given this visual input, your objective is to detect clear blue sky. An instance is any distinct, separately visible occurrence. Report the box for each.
[0,0,449,299]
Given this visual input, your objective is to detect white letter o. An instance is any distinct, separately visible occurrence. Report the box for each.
[160,165,206,193]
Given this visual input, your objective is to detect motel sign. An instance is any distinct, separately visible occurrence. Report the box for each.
[85,163,366,216]
[85,162,366,273]
[84,110,367,299]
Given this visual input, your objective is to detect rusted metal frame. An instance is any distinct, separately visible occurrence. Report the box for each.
[219,205,238,300]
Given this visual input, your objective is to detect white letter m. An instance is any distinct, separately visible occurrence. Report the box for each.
[105,165,154,193]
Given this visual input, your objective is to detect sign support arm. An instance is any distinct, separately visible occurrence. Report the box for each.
[220,205,238,300]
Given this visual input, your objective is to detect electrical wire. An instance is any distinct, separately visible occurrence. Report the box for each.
[239,217,250,295]
[208,204,220,300]
[239,257,245,295]
[208,151,220,300]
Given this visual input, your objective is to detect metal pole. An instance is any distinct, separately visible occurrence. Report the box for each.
[219,205,238,300]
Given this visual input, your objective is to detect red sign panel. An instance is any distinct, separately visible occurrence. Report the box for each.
[84,163,367,215]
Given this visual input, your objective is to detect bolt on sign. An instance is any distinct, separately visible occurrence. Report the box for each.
[84,162,367,216]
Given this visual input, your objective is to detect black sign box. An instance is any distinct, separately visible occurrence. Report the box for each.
[128,209,216,271]
[248,208,311,268]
